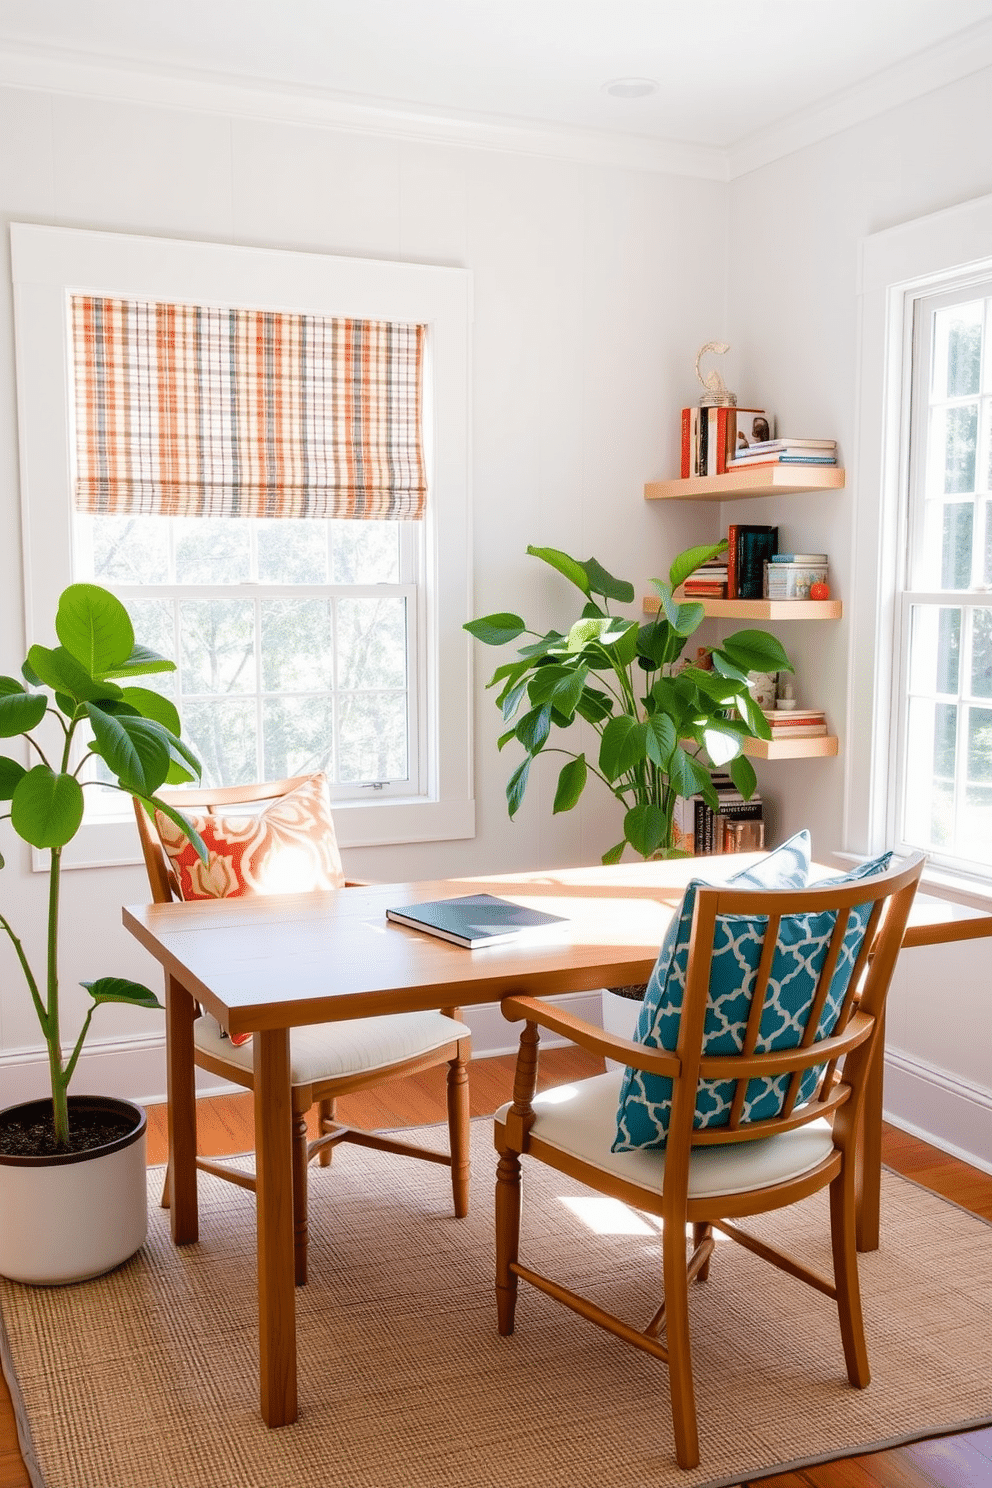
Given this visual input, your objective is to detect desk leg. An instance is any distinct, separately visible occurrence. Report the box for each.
[856,1011,885,1253]
[254,1028,298,1427]
[165,973,198,1245]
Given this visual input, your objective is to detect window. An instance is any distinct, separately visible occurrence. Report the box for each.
[851,190,992,890]
[75,513,420,807]
[896,286,992,872]
[11,225,474,866]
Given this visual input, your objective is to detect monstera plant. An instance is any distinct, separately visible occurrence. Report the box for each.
[465,542,792,863]
[0,583,205,1153]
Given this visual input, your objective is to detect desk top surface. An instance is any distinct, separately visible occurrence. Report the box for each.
[123,856,992,1035]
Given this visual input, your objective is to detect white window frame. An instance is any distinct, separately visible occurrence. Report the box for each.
[10,223,475,867]
[849,190,992,898]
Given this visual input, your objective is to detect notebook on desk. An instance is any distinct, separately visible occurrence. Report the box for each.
[385,892,568,948]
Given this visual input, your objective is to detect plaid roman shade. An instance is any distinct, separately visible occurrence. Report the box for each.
[71,295,427,520]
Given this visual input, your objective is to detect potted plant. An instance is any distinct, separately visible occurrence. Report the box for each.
[0,583,205,1284]
[465,541,793,1042]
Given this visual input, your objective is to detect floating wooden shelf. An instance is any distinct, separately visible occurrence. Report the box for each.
[644,466,846,502]
[644,593,843,620]
[742,735,839,760]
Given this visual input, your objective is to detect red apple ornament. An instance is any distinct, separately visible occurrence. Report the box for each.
[810,581,830,600]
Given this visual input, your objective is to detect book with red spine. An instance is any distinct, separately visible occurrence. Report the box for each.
[681,407,692,479]
[727,523,738,598]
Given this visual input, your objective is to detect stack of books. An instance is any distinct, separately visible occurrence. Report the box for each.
[762,708,828,739]
[672,775,764,855]
[683,559,728,598]
[729,438,836,469]
[681,406,773,478]
[726,522,778,599]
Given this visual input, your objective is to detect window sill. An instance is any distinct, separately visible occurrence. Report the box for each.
[831,851,992,912]
[38,795,476,872]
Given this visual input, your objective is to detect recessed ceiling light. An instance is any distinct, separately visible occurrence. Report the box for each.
[602,77,657,100]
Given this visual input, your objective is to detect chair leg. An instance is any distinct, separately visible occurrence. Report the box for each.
[292,1110,309,1287]
[447,1047,471,1218]
[495,1147,522,1335]
[830,1159,871,1388]
[663,1217,700,1471]
[692,1222,713,1283]
[317,1098,336,1167]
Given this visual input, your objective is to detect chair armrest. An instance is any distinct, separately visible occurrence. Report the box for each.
[501,995,680,1079]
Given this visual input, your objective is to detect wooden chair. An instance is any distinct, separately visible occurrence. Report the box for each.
[133,777,471,1286]
[494,853,925,1471]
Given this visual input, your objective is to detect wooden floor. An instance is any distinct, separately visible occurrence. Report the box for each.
[2,1049,991,1488]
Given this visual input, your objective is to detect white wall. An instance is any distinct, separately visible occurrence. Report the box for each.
[0,82,726,1097]
[728,65,992,1170]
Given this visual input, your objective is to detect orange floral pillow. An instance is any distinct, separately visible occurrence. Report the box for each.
[155,772,345,903]
[154,774,345,1047]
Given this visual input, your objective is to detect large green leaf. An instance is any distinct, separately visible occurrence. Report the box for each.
[580,557,634,604]
[730,752,758,799]
[721,629,793,675]
[733,688,773,739]
[617,721,650,775]
[565,616,631,653]
[55,583,134,677]
[27,644,124,704]
[553,754,587,814]
[668,746,715,802]
[85,705,172,795]
[645,713,676,766]
[11,766,84,848]
[81,976,163,1010]
[515,704,552,755]
[104,644,177,679]
[506,757,531,818]
[701,727,742,767]
[0,756,27,800]
[710,648,753,685]
[599,714,637,782]
[548,665,590,720]
[0,687,47,738]
[527,545,591,596]
[669,540,728,591]
[464,613,526,646]
[574,687,613,725]
[501,679,529,722]
[120,687,181,734]
[624,804,668,858]
[601,839,626,865]
[635,620,673,670]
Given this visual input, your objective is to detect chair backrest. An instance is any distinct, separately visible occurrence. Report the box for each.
[132,775,318,905]
[668,852,925,1156]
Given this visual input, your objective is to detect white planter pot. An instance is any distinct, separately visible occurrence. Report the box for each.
[0,1095,148,1285]
[601,988,644,1071]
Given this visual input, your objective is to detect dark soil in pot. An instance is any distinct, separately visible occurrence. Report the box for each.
[607,983,648,1000]
[0,1096,143,1159]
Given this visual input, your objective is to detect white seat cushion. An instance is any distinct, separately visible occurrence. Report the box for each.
[496,1070,834,1200]
[195,1010,470,1087]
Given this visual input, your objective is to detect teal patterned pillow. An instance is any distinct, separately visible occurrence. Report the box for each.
[613,842,891,1152]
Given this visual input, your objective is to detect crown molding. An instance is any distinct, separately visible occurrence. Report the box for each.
[729,16,992,179]
[0,41,727,181]
[3,18,991,187]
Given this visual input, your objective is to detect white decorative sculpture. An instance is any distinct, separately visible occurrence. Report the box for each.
[695,341,737,407]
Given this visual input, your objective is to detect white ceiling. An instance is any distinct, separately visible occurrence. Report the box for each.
[2,0,992,168]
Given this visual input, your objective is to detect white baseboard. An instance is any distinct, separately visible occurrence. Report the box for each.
[0,990,606,1110]
[883,1047,992,1176]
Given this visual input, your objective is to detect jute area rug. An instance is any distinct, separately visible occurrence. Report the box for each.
[2,1122,992,1488]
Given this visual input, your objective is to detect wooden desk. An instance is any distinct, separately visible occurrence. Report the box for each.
[123,859,992,1427]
